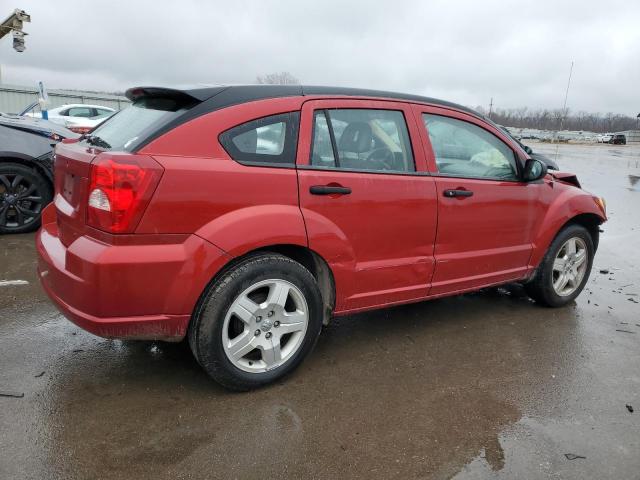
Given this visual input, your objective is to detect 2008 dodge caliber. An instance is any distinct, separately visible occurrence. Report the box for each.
[36,85,607,390]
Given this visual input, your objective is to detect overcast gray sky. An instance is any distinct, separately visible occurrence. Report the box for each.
[2,0,639,115]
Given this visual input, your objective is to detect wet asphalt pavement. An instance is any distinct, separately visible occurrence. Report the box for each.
[1,142,639,480]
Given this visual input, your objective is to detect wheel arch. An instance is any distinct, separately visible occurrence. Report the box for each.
[0,153,54,187]
[257,244,336,325]
[191,243,336,328]
[530,209,605,271]
[564,212,602,251]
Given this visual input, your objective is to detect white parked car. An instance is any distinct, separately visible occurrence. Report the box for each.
[598,134,612,143]
[64,111,114,134]
[24,104,115,126]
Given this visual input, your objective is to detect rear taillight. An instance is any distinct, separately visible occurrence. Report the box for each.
[87,154,163,233]
[68,126,93,134]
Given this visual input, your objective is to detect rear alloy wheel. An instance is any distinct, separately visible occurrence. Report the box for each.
[0,163,51,234]
[525,224,595,307]
[189,253,323,391]
[222,279,309,373]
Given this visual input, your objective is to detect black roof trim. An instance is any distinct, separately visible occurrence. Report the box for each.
[197,84,304,110]
[125,86,228,102]
[127,84,478,115]
[300,85,479,115]
[129,84,485,152]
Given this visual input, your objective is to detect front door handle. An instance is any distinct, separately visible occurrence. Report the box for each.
[443,189,473,198]
[310,185,352,195]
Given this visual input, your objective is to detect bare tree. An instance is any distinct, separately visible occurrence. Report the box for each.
[256,72,300,85]
[487,106,637,133]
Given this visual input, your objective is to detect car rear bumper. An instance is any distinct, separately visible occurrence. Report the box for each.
[36,205,230,341]
[39,276,190,340]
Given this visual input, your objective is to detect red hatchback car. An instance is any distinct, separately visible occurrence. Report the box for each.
[37,85,606,390]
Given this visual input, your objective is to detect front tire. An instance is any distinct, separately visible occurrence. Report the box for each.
[189,253,323,391]
[525,224,595,307]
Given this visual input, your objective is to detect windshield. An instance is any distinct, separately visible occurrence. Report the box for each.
[87,96,193,151]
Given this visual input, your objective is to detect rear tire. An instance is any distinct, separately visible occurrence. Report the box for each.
[0,162,52,234]
[525,224,595,307]
[189,253,323,391]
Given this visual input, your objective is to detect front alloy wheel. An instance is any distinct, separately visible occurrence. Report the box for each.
[525,224,595,307]
[551,237,588,296]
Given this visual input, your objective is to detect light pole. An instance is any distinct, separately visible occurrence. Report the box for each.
[0,9,30,52]
[0,9,30,84]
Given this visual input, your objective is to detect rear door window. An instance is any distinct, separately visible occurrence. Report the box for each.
[310,109,415,173]
[219,112,300,166]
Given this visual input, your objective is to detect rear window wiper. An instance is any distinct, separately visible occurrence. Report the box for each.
[84,134,112,149]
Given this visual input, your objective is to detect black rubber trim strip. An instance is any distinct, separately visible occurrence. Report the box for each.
[323,110,341,168]
[429,172,523,183]
[234,161,296,169]
[297,165,431,177]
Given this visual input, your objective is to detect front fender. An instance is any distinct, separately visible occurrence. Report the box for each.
[529,187,606,268]
[194,204,308,257]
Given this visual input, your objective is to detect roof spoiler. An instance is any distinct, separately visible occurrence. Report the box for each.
[125,86,227,103]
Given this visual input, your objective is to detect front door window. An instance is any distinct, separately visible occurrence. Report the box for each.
[423,114,517,180]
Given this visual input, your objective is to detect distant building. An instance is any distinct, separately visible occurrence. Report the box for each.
[0,83,129,114]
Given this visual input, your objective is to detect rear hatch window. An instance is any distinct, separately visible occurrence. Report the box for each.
[85,96,195,151]
[52,91,201,244]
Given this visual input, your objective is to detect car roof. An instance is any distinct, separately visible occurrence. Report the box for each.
[123,84,496,152]
[125,84,481,117]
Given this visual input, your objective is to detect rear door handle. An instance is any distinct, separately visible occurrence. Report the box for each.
[310,185,352,195]
[443,189,473,198]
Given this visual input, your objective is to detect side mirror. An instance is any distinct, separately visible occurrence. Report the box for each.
[523,158,547,182]
[523,145,533,155]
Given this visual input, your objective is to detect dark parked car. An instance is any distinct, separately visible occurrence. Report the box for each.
[609,134,626,145]
[0,113,78,233]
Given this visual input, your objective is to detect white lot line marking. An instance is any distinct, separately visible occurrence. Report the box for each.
[0,280,30,287]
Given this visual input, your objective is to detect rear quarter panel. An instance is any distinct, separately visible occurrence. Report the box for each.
[136,96,308,254]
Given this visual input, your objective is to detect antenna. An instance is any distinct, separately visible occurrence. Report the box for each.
[488,97,493,119]
[561,61,574,121]
[555,61,574,160]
